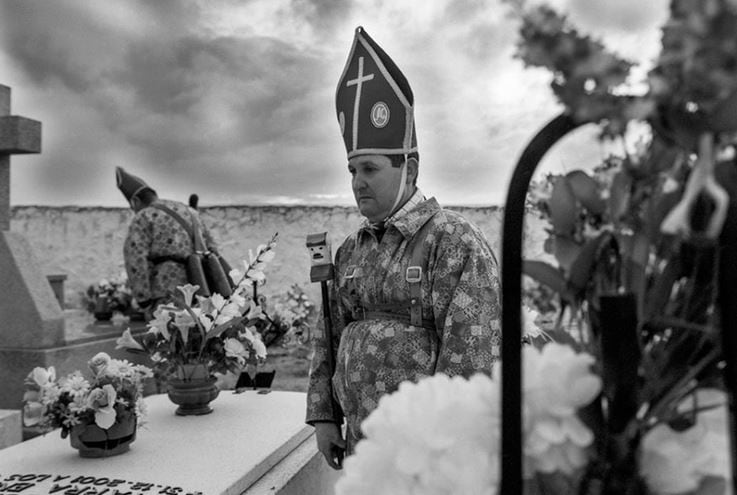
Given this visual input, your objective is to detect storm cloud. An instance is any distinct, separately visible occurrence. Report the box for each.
[0,0,667,207]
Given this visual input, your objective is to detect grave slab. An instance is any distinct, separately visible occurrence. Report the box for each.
[0,391,337,495]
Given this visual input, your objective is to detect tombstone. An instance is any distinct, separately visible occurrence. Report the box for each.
[0,392,339,494]
[0,84,148,412]
[0,84,60,339]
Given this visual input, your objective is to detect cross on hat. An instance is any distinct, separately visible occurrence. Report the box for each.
[346,56,375,152]
[0,84,42,231]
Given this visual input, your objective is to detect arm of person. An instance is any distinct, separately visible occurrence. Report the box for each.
[312,421,346,470]
[123,213,154,308]
[431,222,502,377]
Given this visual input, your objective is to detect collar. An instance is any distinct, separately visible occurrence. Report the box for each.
[360,190,440,240]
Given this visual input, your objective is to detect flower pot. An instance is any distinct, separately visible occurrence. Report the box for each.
[93,299,113,321]
[127,310,146,322]
[167,364,219,415]
[69,417,137,458]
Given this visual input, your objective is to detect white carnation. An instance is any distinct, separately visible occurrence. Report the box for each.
[337,343,601,494]
[640,388,731,495]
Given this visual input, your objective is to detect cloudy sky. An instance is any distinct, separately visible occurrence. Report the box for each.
[0,0,669,208]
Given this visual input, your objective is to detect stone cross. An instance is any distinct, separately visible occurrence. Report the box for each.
[0,82,63,353]
[0,84,41,231]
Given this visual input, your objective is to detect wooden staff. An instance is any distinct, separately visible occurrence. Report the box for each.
[306,232,341,422]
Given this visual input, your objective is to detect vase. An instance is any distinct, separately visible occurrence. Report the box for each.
[166,364,219,416]
[69,416,137,458]
[93,299,113,321]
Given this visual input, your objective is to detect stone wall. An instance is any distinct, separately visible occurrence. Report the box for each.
[10,204,547,308]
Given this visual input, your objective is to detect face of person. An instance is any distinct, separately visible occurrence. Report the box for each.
[348,154,403,223]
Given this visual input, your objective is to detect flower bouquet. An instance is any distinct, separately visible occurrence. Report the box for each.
[22,352,152,458]
[85,273,132,321]
[116,234,277,415]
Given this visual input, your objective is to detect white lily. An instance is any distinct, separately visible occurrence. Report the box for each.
[177,284,200,306]
[115,328,144,351]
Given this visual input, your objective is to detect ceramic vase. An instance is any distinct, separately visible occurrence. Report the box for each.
[167,363,219,416]
[69,416,136,458]
[93,298,113,321]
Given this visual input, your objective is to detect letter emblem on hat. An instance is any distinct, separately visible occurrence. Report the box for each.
[371,102,390,128]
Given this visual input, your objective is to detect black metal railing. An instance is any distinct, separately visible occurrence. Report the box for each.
[499,112,584,494]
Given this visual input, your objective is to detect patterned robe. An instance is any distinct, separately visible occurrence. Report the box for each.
[306,197,501,451]
[123,199,217,306]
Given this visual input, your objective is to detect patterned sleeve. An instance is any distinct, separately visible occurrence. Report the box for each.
[431,221,501,377]
[305,249,347,425]
[123,213,153,304]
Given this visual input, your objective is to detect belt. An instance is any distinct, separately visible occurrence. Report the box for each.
[352,309,436,331]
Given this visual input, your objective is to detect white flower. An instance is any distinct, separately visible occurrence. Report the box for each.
[223,338,248,366]
[252,338,267,360]
[246,268,266,283]
[40,385,62,406]
[174,307,201,343]
[241,327,267,359]
[521,343,601,477]
[209,293,241,325]
[88,352,111,377]
[29,367,56,388]
[662,176,679,194]
[87,384,118,429]
[106,359,134,378]
[115,328,144,351]
[22,395,46,427]
[640,388,731,495]
[68,394,89,415]
[60,372,90,398]
[522,305,550,341]
[177,284,200,306]
[228,268,240,283]
[147,307,172,340]
[336,373,501,495]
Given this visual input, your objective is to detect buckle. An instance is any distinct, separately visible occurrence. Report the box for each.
[406,266,422,283]
[344,265,357,279]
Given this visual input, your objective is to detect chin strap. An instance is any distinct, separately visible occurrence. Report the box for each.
[385,156,408,222]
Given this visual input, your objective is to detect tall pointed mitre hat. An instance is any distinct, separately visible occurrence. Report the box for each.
[336,26,417,159]
[115,166,156,202]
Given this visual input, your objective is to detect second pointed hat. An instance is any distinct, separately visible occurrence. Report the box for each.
[115,166,156,202]
[336,26,417,159]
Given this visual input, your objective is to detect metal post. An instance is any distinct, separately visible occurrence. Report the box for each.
[500,113,580,494]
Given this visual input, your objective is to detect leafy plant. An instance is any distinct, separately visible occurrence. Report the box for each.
[116,234,278,379]
[510,0,737,492]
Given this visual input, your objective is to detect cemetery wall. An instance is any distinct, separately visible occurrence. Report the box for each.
[10,205,548,308]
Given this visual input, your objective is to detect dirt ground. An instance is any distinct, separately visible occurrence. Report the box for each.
[263,342,312,393]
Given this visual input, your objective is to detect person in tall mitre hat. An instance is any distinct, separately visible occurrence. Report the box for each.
[115,166,221,318]
[305,26,502,467]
